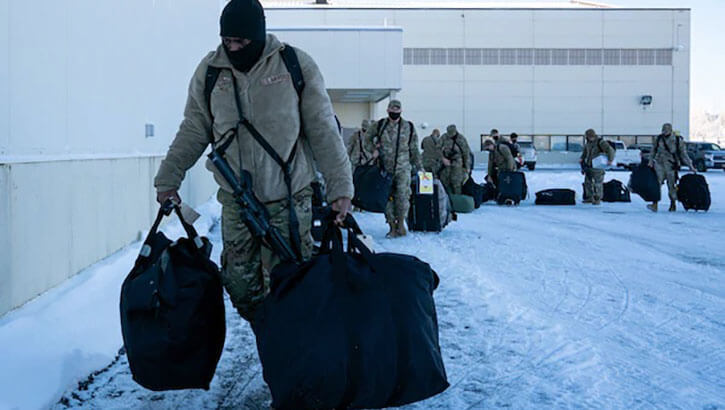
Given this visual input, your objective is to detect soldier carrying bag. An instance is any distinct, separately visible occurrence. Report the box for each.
[120,200,225,391]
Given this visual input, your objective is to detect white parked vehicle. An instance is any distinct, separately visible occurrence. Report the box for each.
[517,141,538,170]
[607,140,641,170]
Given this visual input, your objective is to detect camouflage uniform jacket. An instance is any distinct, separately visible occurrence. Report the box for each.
[364,118,422,173]
[581,138,616,168]
[441,133,471,170]
[488,143,517,176]
[421,134,443,173]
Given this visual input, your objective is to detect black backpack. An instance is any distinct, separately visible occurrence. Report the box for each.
[602,179,631,202]
[120,202,225,391]
[254,217,449,409]
[535,189,576,205]
[462,176,485,208]
[678,173,711,211]
[496,171,527,205]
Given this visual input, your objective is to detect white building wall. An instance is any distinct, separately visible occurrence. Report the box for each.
[266,7,691,151]
[0,1,221,315]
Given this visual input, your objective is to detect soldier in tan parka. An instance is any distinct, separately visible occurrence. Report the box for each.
[346,119,371,172]
[484,138,516,188]
[579,128,615,205]
[364,100,422,238]
[647,123,696,212]
[439,124,471,195]
[421,128,444,177]
[154,0,353,322]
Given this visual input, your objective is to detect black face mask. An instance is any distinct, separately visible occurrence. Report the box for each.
[388,112,401,121]
[224,40,265,72]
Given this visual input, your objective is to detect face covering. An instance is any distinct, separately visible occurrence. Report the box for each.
[388,112,401,121]
[225,40,265,72]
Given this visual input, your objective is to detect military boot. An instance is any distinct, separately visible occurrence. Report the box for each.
[669,200,677,212]
[647,202,658,212]
[396,214,408,237]
[592,197,601,205]
[386,221,398,238]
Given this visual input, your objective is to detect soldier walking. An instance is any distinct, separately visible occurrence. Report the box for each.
[579,129,615,205]
[439,124,471,195]
[421,128,444,177]
[154,0,353,322]
[346,119,371,172]
[365,100,422,238]
[648,123,695,212]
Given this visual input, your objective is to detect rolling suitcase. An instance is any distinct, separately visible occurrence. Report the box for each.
[677,173,711,211]
[408,174,449,232]
[496,171,527,205]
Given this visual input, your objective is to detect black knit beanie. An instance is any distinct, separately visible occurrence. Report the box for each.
[220,0,266,41]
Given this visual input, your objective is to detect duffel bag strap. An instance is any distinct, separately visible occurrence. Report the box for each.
[139,200,204,259]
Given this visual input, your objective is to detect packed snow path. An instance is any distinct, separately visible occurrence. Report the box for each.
[54,170,724,409]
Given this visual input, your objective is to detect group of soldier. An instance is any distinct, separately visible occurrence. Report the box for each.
[346,100,479,238]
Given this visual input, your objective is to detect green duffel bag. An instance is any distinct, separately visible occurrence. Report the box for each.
[449,194,475,214]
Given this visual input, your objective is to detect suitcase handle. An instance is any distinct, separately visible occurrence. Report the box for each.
[139,200,204,259]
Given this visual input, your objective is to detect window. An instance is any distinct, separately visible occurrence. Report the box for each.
[604,49,620,65]
[638,49,655,65]
[551,136,567,151]
[586,49,602,65]
[621,49,638,65]
[534,135,550,151]
[535,49,552,65]
[500,49,517,65]
[620,136,636,147]
[465,48,482,65]
[567,136,584,152]
[656,49,673,65]
[552,49,568,65]
[448,48,464,65]
[636,135,655,145]
[404,48,413,65]
[569,49,586,65]
[412,48,430,65]
[430,48,447,65]
[517,48,533,65]
[482,48,499,65]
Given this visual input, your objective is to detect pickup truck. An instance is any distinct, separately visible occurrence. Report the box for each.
[686,142,725,172]
[606,140,641,170]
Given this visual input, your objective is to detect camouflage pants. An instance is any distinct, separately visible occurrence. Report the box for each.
[584,169,605,201]
[218,186,313,322]
[440,165,466,195]
[385,170,412,225]
[654,162,678,202]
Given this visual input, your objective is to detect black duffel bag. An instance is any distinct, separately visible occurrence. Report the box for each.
[352,161,392,213]
[678,173,711,211]
[120,201,225,391]
[254,216,449,410]
[535,188,576,205]
[603,179,631,202]
[462,175,485,208]
[628,162,661,202]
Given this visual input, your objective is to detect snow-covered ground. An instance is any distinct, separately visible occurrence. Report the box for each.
[1,170,724,410]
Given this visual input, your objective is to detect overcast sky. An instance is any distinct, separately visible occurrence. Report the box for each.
[609,0,724,112]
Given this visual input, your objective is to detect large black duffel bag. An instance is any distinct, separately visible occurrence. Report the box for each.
[254,216,449,410]
[462,176,485,208]
[678,173,711,211]
[535,188,576,205]
[603,179,631,202]
[120,202,225,391]
[628,163,661,202]
[496,171,527,205]
[352,162,392,213]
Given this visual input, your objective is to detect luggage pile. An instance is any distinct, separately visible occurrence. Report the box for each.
[254,215,449,409]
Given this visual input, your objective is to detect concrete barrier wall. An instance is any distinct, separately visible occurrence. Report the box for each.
[0,157,216,315]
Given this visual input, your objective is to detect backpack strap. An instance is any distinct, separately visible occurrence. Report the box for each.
[280,44,305,98]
